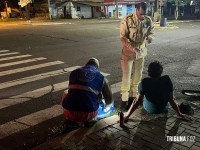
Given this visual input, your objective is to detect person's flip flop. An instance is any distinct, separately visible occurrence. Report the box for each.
[181,90,200,97]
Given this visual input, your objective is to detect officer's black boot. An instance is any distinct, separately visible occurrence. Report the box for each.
[119,101,128,112]
[139,99,143,106]
[126,97,135,110]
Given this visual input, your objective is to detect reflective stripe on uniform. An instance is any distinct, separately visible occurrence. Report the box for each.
[69,84,99,95]
[140,43,146,49]
[121,85,130,91]
[63,109,98,122]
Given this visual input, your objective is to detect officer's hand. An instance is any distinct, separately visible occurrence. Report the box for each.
[132,47,140,54]
[147,36,153,44]
[121,37,128,47]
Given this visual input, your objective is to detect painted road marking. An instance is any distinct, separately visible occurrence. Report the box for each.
[0,81,69,109]
[0,66,80,90]
[0,54,32,62]
[0,57,47,68]
[0,50,10,53]
[0,61,64,77]
[0,121,30,140]
[0,52,19,57]
[0,72,110,109]
[0,81,121,139]
[0,50,117,140]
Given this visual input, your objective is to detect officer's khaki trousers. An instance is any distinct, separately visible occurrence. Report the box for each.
[121,54,144,101]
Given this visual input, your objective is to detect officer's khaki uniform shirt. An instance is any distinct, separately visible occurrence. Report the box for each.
[120,13,154,59]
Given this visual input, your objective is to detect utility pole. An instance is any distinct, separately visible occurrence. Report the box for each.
[154,0,159,22]
[48,0,52,20]
[154,0,159,12]
[5,0,8,18]
[115,0,118,19]
[25,3,31,20]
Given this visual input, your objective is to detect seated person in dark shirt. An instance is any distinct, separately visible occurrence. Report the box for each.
[124,61,192,122]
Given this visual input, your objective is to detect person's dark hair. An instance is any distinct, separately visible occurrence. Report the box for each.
[136,2,147,11]
[148,61,163,78]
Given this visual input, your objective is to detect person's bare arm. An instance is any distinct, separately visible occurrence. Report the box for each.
[169,92,192,121]
[124,94,144,122]
[102,78,112,105]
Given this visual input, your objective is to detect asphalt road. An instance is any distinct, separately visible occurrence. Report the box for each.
[0,21,199,149]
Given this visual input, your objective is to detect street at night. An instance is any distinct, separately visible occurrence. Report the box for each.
[0,20,200,149]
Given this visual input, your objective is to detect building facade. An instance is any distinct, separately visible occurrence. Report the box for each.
[2,0,198,19]
[57,1,102,19]
[103,0,155,18]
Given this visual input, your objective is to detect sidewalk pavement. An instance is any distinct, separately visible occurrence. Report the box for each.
[33,104,200,150]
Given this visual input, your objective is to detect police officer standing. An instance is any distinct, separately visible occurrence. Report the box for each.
[120,2,154,110]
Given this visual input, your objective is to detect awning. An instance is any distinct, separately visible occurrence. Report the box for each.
[58,1,102,7]
[73,1,102,7]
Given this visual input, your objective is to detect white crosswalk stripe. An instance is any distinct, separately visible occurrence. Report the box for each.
[0,66,79,90]
[0,121,30,139]
[0,52,19,57]
[0,81,69,109]
[0,54,32,62]
[0,72,113,109]
[0,50,10,53]
[0,57,47,68]
[0,50,121,141]
[0,61,64,77]
[16,105,63,126]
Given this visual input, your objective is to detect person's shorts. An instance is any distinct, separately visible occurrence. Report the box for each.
[61,90,98,122]
[63,109,98,122]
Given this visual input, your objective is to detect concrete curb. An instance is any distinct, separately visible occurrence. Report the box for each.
[0,19,120,26]
[32,115,119,150]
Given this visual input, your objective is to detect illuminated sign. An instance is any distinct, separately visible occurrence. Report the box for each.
[20,0,31,7]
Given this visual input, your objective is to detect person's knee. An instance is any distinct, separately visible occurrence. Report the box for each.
[61,91,68,100]
[61,91,68,107]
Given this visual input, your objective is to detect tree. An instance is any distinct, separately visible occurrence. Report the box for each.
[195,0,200,17]
[155,0,159,12]
[0,0,18,8]
[168,0,189,19]
[0,1,5,11]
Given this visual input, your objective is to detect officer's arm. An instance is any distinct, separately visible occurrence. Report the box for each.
[120,18,128,46]
[120,18,139,52]
[102,78,112,105]
[120,18,134,49]
[146,17,154,42]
